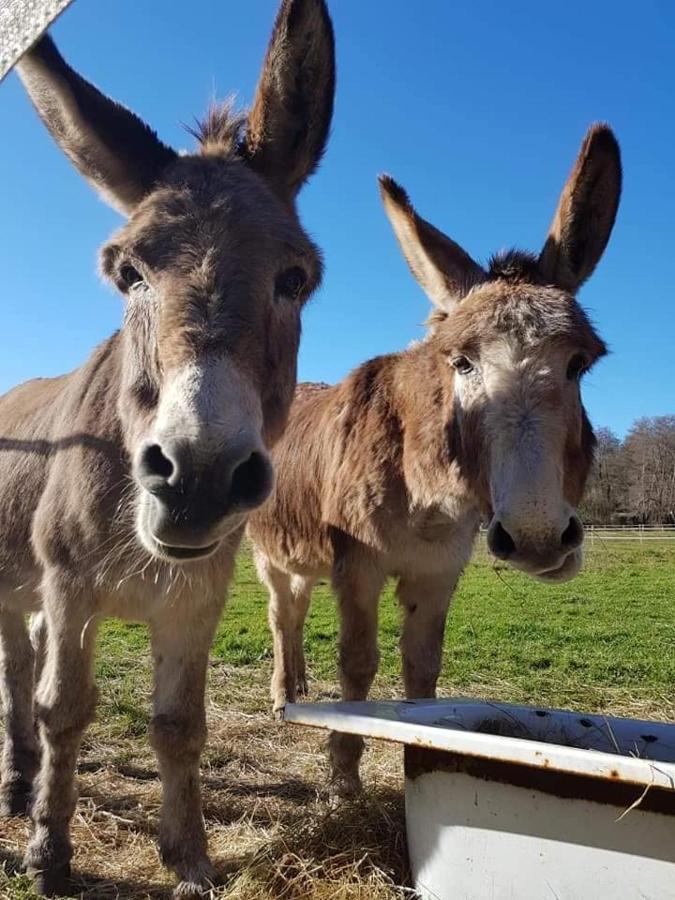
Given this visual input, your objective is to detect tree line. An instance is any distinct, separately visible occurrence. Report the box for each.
[580,415,675,525]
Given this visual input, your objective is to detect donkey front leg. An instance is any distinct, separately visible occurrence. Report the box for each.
[149,602,222,899]
[0,609,40,817]
[30,611,48,687]
[24,576,98,896]
[261,558,315,716]
[396,571,459,699]
[328,558,385,798]
[291,575,314,699]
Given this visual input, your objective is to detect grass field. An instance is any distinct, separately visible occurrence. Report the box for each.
[1,540,674,898]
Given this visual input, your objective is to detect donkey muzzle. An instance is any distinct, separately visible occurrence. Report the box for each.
[487,512,584,582]
[135,436,273,559]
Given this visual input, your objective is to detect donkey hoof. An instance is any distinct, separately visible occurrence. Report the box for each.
[327,772,363,802]
[271,695,288,719]
[173,882,209,899]
[172,861,217,898]
[29,862,72,897]
[296,677,309,696]
[0,779,32,817]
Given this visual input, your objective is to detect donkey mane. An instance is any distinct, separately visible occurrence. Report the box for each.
[426,249,547,328]
[186,100,247,156]
[487,249,547,285]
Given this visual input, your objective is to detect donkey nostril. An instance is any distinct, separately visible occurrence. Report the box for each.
[561,516,583,551]
[142,444,174,481]
[489,521,516,560]
[229,451,272,510]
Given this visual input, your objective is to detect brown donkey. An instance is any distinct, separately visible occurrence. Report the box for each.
[248,125,621,797]
[0,1,334,895]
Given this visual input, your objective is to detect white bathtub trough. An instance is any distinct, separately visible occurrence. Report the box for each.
[285,698,675,899]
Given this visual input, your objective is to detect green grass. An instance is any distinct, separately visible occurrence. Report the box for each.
[100,540,675,720]
[0,871,37,900]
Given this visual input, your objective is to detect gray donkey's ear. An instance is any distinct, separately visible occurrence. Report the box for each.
[16,36,177,215]
[244,0,336,201]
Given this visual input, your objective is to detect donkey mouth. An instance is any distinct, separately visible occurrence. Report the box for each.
[534,549,582,583]
[137,494,249,564]
[150,537,221,562]
[159,541,220,559]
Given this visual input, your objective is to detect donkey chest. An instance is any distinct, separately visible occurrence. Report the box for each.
[94,556,231,624]
[381,507,479,576]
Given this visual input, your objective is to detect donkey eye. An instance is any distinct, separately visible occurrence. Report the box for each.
[119,263,144,291]
[275,267,307,301]
[566,353,588,381]
[451,356,474,375]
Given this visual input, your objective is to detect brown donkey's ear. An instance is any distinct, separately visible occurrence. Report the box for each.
[244,0,335,201]
[379,175,485,311]
[16,36,177,215]
[539,124,622,293]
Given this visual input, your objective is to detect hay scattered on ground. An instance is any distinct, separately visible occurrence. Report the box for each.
[1,651,672,899]
[0,665,412,900]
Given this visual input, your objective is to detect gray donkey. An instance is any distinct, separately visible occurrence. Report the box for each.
[0,0,335,895]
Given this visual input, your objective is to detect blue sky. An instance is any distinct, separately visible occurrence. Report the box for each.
[1,0,673,437]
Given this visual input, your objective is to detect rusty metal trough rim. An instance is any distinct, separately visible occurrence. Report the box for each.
[284,698,675,792]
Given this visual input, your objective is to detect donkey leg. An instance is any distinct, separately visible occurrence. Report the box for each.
[259,558,309,716]
[291,575,315,697]
[24,578,98,896]
[328,560,385,798]
[30,611,48,687]
[397,571,459,699]
[149,602,222,899]
[0,610,40,817]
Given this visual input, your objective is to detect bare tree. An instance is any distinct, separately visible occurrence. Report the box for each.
[624,416,675,523]
[580,427,627,524]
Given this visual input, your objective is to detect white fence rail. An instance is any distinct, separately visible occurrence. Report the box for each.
[585,524,675,543]
[476,525,675,545]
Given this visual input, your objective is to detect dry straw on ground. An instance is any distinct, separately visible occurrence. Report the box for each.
[1,650,672,899]
[0,664,414,900]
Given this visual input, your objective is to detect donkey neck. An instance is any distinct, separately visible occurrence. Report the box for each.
[390,343,478,517]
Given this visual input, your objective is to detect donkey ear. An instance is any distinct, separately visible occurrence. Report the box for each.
[379,175,485,311]
[539,124,622,293]
[16,36,177,215]
[244,0,335,201]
